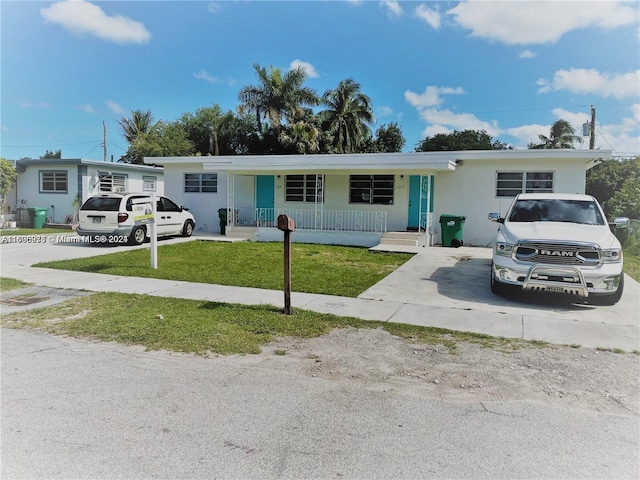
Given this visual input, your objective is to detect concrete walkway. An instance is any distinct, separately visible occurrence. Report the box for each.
[1,235,638,351]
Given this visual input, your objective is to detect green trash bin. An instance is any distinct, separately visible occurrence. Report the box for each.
[31,207,49,229]
[439,214,465,247]
[218,208,228,235]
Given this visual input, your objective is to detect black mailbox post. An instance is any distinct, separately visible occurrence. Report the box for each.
[277,214,295,314]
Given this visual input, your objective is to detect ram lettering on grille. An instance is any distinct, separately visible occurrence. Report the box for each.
[515,242,600,266]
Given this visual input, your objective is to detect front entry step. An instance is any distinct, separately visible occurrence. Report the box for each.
[378,231,419,247]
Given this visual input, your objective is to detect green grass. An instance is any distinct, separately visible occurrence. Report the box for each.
[0,227,73,236]
[34,241,413,297]
[0,291,541,355]
[623,244,640,282]
[0,277,31,292]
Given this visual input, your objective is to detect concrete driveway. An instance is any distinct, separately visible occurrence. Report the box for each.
[360,246,639,350]
[1,234,638,350]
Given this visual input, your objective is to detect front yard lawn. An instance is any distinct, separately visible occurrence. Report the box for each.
[34,241,413,297]
[0,291,532,355]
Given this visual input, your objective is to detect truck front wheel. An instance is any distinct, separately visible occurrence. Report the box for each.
[490,263,509,296]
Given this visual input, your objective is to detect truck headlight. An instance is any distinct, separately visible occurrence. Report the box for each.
[495,242,514,257]
[603,248,622,263]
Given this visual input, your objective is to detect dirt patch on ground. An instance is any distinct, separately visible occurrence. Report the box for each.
[256,328,639,417]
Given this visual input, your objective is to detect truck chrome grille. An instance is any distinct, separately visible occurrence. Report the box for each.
[514,242,601,266]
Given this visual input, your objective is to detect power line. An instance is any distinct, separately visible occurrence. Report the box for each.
[1,140,102,148]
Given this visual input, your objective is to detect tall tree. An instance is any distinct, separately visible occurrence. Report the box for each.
[40,149,62,159]
[117,109,155,144]
[587,157,640,218]
[364,122,406,153]
[529,119,583,149]
[0,158,18,212]
[238,63,319,134]
[319,79,375,153]
[415,129,512,151]
[120,121,194,163]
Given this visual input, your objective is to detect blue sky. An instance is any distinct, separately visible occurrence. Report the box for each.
[1,0,639,161]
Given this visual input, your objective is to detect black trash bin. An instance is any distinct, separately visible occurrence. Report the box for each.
[439,214,466,247]
[218,208,228,235]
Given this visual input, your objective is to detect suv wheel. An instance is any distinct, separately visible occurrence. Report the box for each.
[182,220,194,237]
[129,226,146,245]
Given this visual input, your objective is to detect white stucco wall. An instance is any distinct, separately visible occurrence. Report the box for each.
[15,165,79,223]
[433,156,590,246]
[15,162,164,224]
[163,164,228,233]
[272,174,412,232]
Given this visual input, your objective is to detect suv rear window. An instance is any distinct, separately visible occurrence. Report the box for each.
[80,197,122,211]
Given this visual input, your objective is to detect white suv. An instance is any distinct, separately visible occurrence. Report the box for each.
[77,193,195,245]
[488,193,628,305]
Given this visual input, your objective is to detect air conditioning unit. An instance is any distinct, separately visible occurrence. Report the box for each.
[114,186,126,193]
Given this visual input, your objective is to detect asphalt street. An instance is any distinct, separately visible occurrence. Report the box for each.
[2,329,638,480]
[1,234,639,479]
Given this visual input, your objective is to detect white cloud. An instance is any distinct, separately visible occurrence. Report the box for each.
[593,105,640,155]
[194,70,220,83]
[207,2,224,14]
[1,125,8,133]
[404,86,465,109]
[77,104,95,114]
[414,4,441,29]
[377,106,394,117]
[105,99,124,115]
[193,70,235,85]
[538,68,640,100]
[419,108,500,137]
[290,60,319,78]
[40,0,151,45]
[20,101,51,109]
[380,1,402,18]
[446,0,638,45]
[519,50,536,59]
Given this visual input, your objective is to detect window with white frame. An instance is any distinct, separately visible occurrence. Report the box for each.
[98,172,127,192]
[143,175,156,191]
[40,170,68,193]
[184,173,217,193]
[349,174,394,205]
[496,171,554,197]
[285,174,324,203]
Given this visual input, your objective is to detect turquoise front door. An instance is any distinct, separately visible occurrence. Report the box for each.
[256,175,275,223]
[407,175,433,229]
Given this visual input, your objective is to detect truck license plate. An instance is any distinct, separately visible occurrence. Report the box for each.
[545,286,564,293]
[92,217,102,224]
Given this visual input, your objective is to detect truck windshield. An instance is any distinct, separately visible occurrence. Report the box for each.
[508,199,605,225]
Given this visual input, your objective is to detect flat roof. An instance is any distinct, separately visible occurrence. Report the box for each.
[144,149,611,174]
[16,158,163,173]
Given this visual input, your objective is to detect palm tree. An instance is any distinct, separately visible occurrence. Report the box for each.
[530,119,584,149]
[318,79,375,153]
[117,109,155,144]
[238,63,319,134]
[278,121,320,154]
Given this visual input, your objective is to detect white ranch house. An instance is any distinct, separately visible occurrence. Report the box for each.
[146,150,610,248]
[9,159,164,226]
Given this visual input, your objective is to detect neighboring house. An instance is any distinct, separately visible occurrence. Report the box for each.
[11,158,164,225]
[146,150,610,247]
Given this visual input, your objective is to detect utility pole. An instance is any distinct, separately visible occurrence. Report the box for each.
[589,105,596,150]
[103,121,108,162]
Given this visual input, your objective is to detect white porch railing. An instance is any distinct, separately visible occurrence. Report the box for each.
[230,208,387,233]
